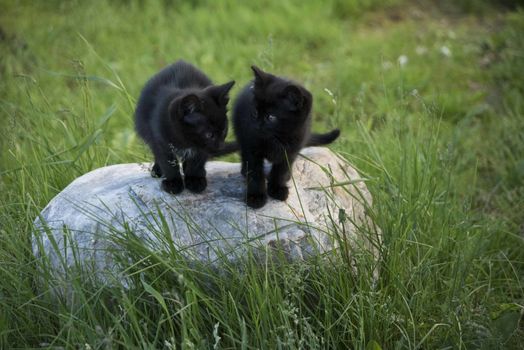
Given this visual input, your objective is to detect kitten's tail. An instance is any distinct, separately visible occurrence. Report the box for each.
[210,141,239,157]
[307,129,340,146]
[211,130,340,157]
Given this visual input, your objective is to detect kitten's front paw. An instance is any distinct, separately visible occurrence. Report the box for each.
[246,192,267,209]
[185,176,207,193]
[268,183,289,201]
[151,163,162,178]
[162,179,184,194]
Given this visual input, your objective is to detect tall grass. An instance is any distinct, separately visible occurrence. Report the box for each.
[1,0,523,348]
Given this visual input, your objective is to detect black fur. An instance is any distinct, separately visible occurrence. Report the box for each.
[232,66,340,208]
[135,60,234,194]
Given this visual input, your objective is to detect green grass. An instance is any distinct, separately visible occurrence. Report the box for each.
[1,0,523,348]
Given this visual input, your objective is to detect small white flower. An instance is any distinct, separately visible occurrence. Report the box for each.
[415,46,428,55]
[411,89,419,96]
[440,46,452,57]
[398,55,408,67]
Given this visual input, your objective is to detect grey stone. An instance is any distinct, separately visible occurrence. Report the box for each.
[33,147,377,281]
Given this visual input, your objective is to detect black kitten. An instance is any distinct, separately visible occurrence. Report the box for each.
[135,60,235,194]
[232,66,340,208]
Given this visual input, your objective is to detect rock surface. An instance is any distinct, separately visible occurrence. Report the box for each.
[33,147,376,280]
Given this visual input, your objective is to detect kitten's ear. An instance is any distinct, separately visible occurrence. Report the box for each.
[282,85,304,111]
[251,65,271,87]
[207,80,235,105]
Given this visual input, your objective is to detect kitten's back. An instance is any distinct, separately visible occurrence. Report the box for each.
[146,60,213,91]
[135,60,213,143]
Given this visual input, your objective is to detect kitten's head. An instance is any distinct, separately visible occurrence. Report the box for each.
[169,80,235,152]
[250,66,312,134]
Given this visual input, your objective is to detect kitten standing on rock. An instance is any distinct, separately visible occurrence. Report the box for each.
[135,60,235,194]
[233,66,340,208]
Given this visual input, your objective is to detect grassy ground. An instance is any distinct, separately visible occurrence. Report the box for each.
[1,0,523,348]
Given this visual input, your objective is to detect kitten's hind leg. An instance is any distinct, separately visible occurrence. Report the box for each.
[243,153,267,208]
[157,151,184,194]
[183,153,208,193]
[151,162,162,178]
[267,158,295,201]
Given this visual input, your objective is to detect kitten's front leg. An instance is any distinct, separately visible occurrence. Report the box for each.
[183,153,207,193]
[243,152,267,208]
[157,152,184,194]
[267,157,295,201]
[151,162,162,178]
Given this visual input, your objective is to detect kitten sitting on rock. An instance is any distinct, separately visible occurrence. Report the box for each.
[232,66,340,208]
[135,60,235,194]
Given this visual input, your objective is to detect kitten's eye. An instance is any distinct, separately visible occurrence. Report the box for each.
[205,132,214,139]
[267,114,277,122]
